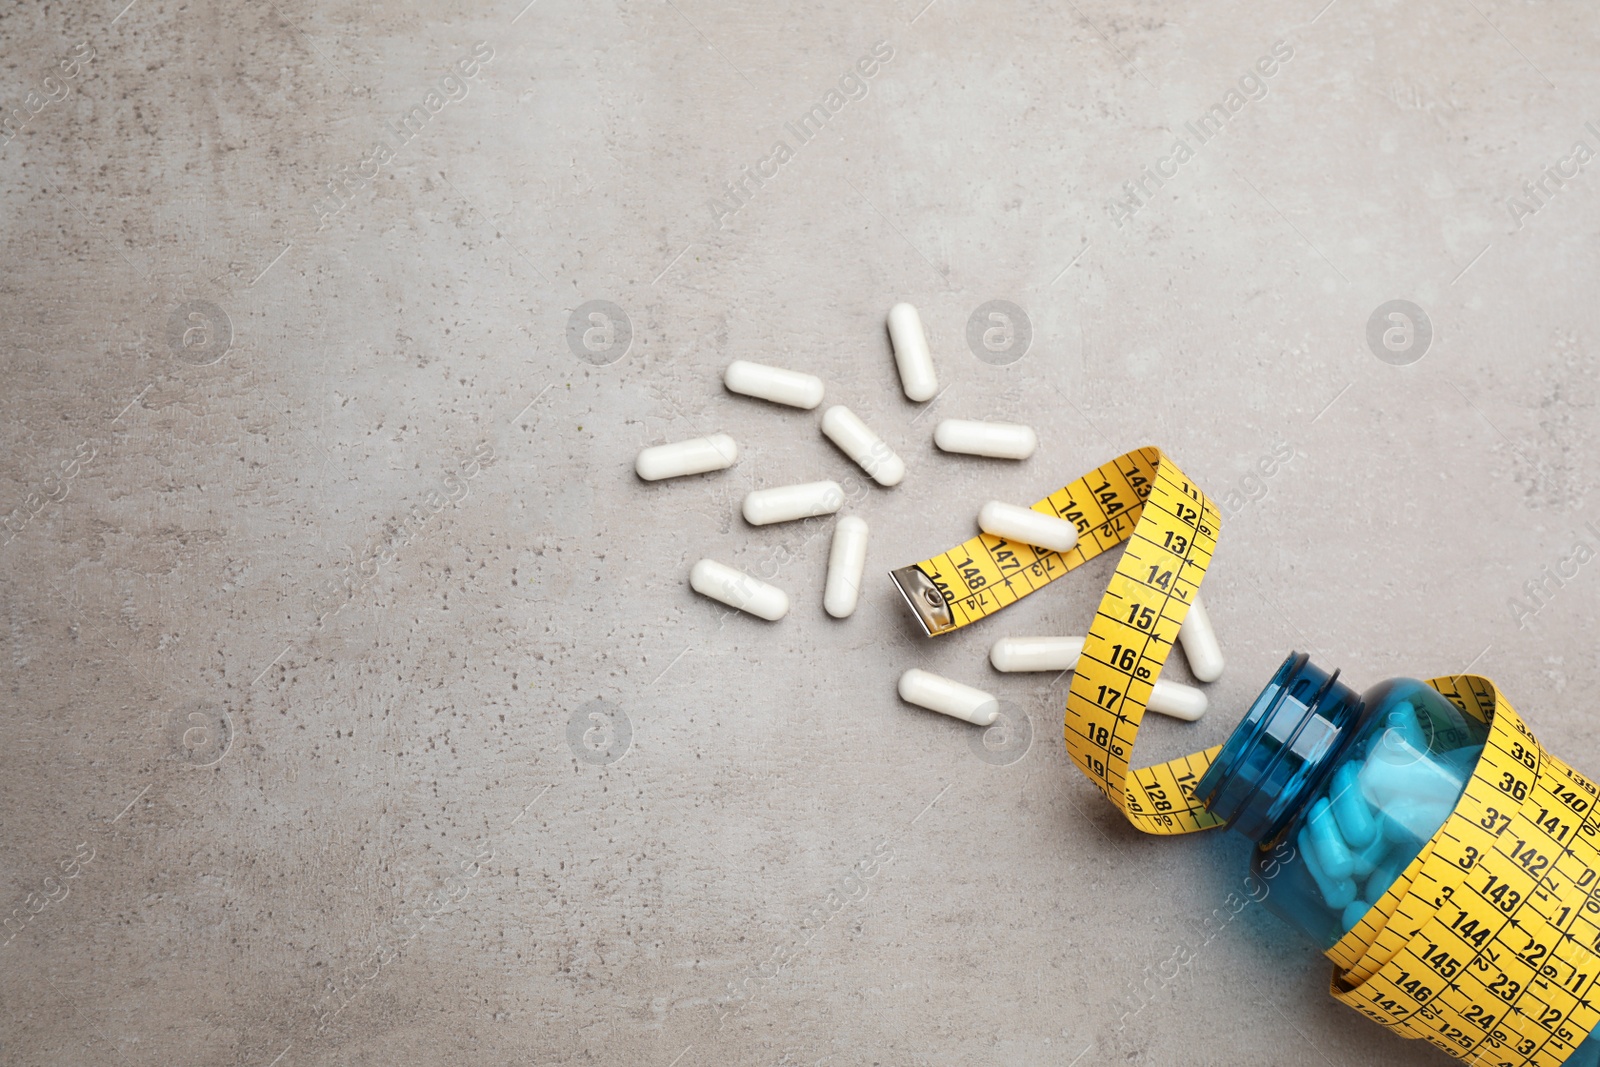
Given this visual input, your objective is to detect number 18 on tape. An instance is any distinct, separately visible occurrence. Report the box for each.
[891,447,1600,1066]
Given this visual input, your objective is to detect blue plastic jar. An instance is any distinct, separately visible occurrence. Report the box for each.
[1194,652,1600,1066]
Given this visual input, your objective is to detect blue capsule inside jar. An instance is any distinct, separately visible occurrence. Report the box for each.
[1196,653,1487,947]
[1195,652,1600,1066]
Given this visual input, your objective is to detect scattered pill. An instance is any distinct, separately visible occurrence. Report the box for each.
[742,481,845,526]
[886,303,938,402]
[978,501,1079,554]
[724,360,824,410]
[990,635,1085,673]
[1328,762,1378,848]
[821,405,905,487]
[1146,680,1208,722]
[1307,797,1354,879]
[934,419,1038,460]
[689,559,789,621]
[1177,592,1224,682]
[988,635,1206,720]
[635,433,738,481]
[897,668,999,726]
[824,516,870,619]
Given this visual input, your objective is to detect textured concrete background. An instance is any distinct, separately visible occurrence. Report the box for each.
[2,0,1598,1064]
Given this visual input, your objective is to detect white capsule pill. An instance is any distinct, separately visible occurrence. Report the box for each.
[977,501,1079,554]
[824,516,869,619]
[689,559,789,621]
[934,419,1038,460]
[724,360,824,410]
[897,668,998,726]
[1177,591,1225,682]
[821,405,905,487]
[635,433,738,481]
[990,635,1085,672]
[1147,680,1209,722]
[742,481,844,526]
[886,302,938,402]
[988,635,1205,720]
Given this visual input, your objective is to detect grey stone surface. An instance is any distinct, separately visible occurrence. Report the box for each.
[2,1,1598,1065]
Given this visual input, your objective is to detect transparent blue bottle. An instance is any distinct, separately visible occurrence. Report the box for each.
[1193,652,1600,1067]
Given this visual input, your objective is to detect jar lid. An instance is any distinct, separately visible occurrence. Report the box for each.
[1195,652,1363,842]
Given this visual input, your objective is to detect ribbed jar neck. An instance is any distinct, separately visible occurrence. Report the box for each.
[1194,652,1365,844]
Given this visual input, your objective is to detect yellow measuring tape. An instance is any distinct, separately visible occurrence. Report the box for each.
[891,447,1600,1066]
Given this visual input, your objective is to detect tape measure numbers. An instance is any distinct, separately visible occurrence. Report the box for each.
[890,446,1224,834]
[891,447,1600,1066]
[1331,676,1600,1065]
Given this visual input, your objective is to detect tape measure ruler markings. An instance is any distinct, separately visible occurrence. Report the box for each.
[1072,457,1220,835]
[889,448,1180,630]
[892,446,1222,834]
[1334,682,1600,1064]
[890,446,1600,1066]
